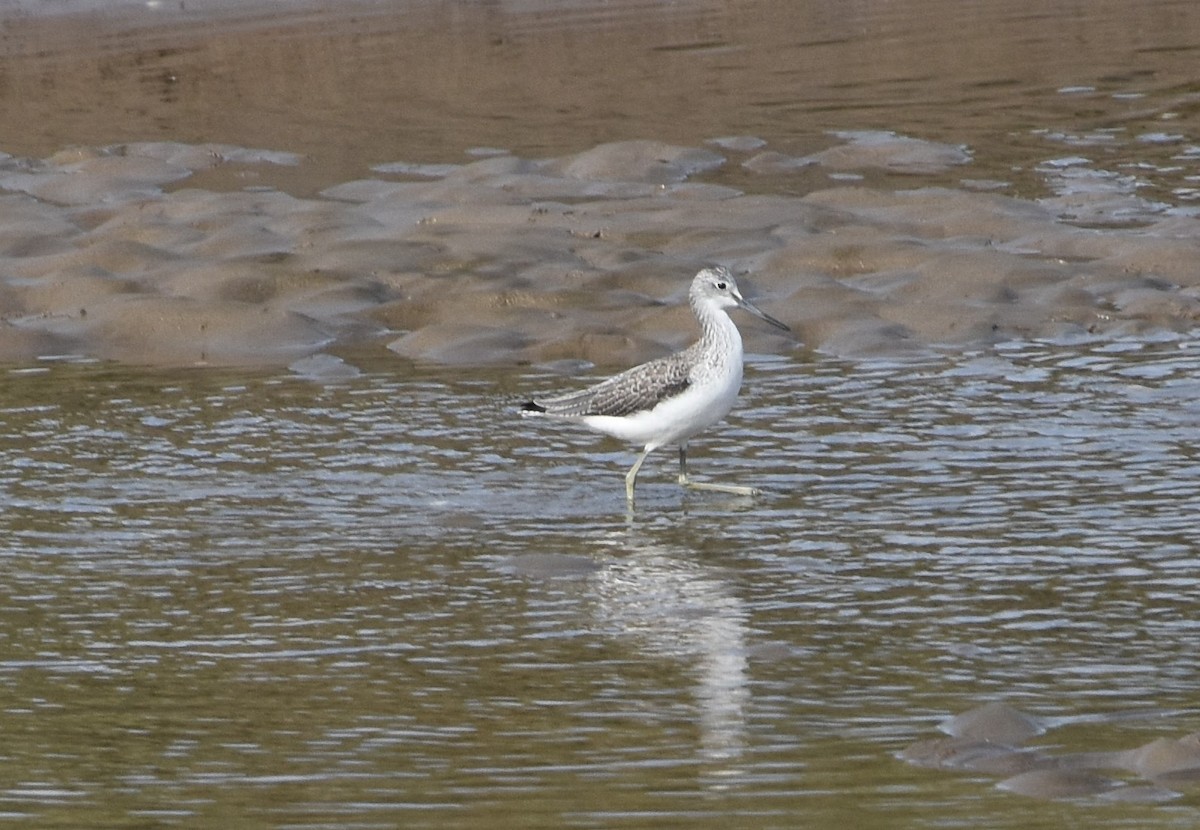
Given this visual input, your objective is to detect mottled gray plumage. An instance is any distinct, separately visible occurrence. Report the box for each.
[522,349,693,418]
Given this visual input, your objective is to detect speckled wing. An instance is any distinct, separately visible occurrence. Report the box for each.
[522,353,692,418]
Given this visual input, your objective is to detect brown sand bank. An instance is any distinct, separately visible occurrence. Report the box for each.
[901,702,1200,803]
[2,137,1200,369]
[3,0,1200,369]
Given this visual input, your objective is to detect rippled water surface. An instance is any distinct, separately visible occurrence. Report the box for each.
[3,339,1199,827]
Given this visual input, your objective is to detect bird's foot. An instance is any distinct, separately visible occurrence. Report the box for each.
[678,476,762,497]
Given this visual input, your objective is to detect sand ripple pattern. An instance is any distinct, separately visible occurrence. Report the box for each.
[2,138,1200,366]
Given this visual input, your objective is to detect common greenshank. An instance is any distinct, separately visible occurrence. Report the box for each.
[521,266,789,503]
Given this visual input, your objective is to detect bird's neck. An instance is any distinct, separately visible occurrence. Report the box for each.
[692,299,743,364]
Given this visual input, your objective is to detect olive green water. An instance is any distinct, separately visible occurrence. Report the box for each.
[2,340,1199,827]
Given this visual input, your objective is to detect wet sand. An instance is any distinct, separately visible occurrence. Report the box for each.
[2,136,1200,367]
[901,702,1200,802]
[2,1,1200,367]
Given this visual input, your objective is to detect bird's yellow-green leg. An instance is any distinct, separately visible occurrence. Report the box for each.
[678,445,761,497]
[625,447,652,504]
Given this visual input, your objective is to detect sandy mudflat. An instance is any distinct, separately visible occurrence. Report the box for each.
[2,0,1200,370]
[1,136,1200,369]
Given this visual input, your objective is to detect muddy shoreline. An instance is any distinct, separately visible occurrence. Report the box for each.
[3,1,1200,370]
[1,137,1198,370]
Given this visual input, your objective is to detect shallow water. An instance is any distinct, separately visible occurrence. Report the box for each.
[2,339,1199,827]
[4,0,1200,209]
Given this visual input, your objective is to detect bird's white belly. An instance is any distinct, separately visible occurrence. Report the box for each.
[581,362,743,449]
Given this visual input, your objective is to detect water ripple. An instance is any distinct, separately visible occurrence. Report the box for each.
[2,340,1200,825]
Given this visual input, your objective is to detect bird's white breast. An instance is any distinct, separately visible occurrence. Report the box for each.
[582,328,744,450]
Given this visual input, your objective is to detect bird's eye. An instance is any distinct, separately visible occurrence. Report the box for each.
[715,281,727,290]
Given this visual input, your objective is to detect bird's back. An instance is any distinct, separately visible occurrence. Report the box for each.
[522,350,693,419]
